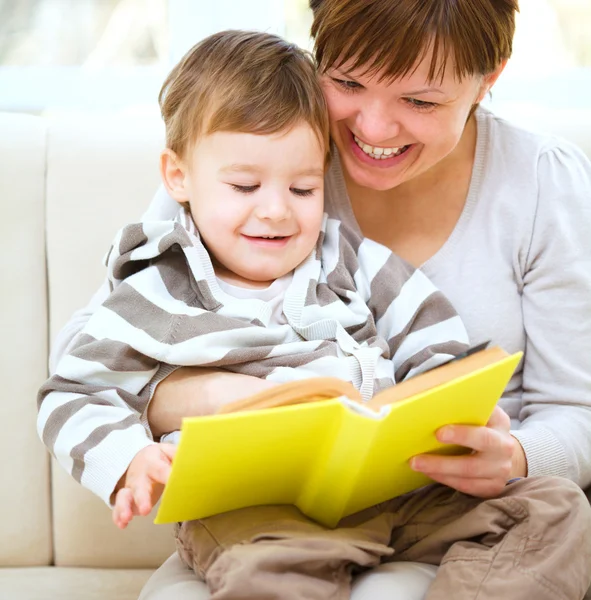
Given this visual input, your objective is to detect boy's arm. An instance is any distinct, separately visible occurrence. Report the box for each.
[49,279,111,374]
[38,299,165,507]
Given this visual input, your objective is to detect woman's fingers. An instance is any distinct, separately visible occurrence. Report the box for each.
[411,452,511,494]
[435,423,515,456]
[411,450,510,480]
[486,404,512,430]
[421,471,506,497]
[410,406,516,497]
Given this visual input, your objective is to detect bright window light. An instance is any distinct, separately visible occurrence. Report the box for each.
[0,0,589,115]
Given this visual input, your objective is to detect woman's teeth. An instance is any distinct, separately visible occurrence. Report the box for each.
[354,135,408,160]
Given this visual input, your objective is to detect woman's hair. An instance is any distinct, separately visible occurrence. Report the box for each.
[159,30,329,159]
[310,0,519,81]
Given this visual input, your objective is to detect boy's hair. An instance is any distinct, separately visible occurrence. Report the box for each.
[310,0,518,82]
[159,30,329,160]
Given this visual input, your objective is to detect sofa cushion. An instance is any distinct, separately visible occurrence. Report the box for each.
[0,567,153,600]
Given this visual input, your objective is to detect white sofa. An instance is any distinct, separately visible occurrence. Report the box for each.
[1,107,590,600]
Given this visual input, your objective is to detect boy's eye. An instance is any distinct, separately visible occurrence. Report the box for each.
[291,188,315,197]
[332,77,362,93]
[405,98,437,110]
[230,184,259,194]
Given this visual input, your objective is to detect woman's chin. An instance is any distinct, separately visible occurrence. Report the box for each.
[342,156,407,191]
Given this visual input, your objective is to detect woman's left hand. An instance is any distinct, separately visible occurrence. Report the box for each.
[409,405,527,498]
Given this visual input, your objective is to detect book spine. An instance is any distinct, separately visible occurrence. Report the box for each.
[296,402,378,528]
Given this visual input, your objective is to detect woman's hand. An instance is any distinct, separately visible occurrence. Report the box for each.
[409,405,527,498]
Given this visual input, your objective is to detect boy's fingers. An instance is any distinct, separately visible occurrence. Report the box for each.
[114,487,133,514]
[113,488,134,529]
[149,459,172,485]
[159,443,177,462]
[132,480,154,516]
[120,444,176,520]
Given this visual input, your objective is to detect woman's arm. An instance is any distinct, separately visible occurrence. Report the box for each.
[411,141,591,495]
[148,367,277,437]
[509,143,591,485]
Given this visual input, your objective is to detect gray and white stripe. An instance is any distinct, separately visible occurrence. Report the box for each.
[38,207,468,506]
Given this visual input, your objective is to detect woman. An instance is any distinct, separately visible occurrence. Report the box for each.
[52,0,591,598]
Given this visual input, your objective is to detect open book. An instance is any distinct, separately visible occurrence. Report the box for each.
[154,346,522,527]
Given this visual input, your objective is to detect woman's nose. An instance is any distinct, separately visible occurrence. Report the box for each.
[356,100,401,144]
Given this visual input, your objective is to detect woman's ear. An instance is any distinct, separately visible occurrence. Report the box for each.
[476,60,508,103]
[160,148,189,204]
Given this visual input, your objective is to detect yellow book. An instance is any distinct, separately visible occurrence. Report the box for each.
[154,346,522,527]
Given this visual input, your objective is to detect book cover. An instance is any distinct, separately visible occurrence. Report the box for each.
[154,348,522,527]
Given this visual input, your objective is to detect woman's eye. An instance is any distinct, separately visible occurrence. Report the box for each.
[230,184,259,194]
[405,98,437,110]
[291,188,315,197]
[332,78,362,93]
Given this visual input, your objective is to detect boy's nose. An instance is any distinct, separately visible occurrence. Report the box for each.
[254,193,290,221]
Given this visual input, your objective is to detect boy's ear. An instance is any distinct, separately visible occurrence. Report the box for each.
[160,149,189,204]
[476,60,508,103]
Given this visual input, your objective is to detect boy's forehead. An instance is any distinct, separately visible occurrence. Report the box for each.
[192,126,326,162]
[219,162,324,177]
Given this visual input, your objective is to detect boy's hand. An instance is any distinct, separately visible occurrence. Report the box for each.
[112,443,177,529]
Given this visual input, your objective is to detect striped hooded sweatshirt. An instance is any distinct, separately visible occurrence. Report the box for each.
[38,207,468,505]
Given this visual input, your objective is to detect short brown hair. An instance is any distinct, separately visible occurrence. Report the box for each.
[159,30,329,159]
[311,0,518,82]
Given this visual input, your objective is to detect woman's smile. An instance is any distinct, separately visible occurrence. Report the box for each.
[348,128,414,168]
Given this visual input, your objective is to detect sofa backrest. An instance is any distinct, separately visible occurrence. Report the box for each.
[0,113,52,568]
[46,114,177,569]
[1,112,176,570]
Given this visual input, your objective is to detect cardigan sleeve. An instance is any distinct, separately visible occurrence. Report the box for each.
[511,141,591,486]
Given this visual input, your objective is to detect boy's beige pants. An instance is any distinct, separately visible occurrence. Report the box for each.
[175,476,591,600]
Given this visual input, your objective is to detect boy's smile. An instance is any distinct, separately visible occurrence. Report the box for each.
[164,122,326,289]
[241,234,292,248]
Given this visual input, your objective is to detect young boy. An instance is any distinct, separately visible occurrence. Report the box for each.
[38,30,591,600]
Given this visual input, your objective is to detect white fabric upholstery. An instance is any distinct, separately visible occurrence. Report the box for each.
[0,108,589,598]
[44,114,176,571]
[45,114,165,341]
[0,567,153,600]
[0,113,52,567]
